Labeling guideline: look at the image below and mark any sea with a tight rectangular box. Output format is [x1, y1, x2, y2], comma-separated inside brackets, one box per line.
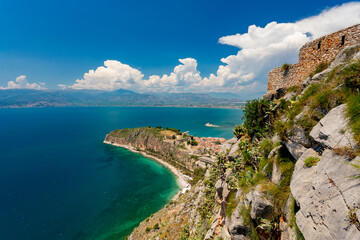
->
[0, 107, 243, 240]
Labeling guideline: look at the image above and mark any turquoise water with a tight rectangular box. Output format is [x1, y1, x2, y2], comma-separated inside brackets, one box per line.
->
[0, 107, 243, 240]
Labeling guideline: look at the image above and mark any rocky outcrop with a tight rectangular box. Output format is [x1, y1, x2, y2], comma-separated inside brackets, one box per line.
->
[105, 128, 195, 170]
[285, 140, 307, 160]
[310, 104, 357, 149]
[223, 199, 251, 240]
[228, 139, 241, 160]
[271, 161, 282, 185]
[291, 149, 360, 240]
[288, 125, 311, 148]
[250, 185, 274, 220]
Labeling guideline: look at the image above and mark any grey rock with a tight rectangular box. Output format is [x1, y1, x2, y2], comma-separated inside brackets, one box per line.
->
[244, 190, 253, 208]
[226, 200, 250, 240]
[311, 68, 332, 81]
[353, 51, 360, 61]
[271, 161, 282, 185]
[271, 134, 281, 144]
[285, 140, 307, 160]
[310, 104, 357, 149]
[291, 149, 360, 240]
[236, 189, 243, 200]
[294, 106, 310, 122]
[228, 139, 241, 160]
[284, 195, 295, 223]
[221, 142, 233, 154]
[228, 137, 238, 144]
[279, 219, 297, 240]
[329, 43, 360, 69]
[204, 218, 218, 240]
[221, 225, 232, 240]
[215, 179, 224, 200]
[302, 76, 311, 88]
[250, 185, 274, 220]
[290, 148, 319, 203]
[268, 145, 281, 159]
[288, 125, 311, 148]
[283, 92, 297, 101]
[222, 182, 231, 201]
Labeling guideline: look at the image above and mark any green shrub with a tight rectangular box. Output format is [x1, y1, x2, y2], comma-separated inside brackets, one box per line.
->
[153, 223, 159, 230]
[179, 224, 190, 240]
[304, 156, 320, 167]
[296, 116, 317, 133]
[342, 61, 360, 92]
[191, 167, 206, 184]
[226, 191, 237, 217]
[233, 124, 246, 138]
[259, 138, 273, 158]
[287, 102, 303, 120]
[282, 63, 291, 72]
[190, 139, 198, 146]
[287, 85, 301, 93]
[243, 99, 273, 138]
[273, 120, 288, 140]
[145, 227, 151, 233]
[314, 89, 332, 110]
[299, 83, 320, 103]
[310, 62, 329, 78]
[347, 95, 360, 144]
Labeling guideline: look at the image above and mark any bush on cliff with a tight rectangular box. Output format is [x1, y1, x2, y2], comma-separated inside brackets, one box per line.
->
[347, 95, 360, 144]
[243, 99, 274, 139]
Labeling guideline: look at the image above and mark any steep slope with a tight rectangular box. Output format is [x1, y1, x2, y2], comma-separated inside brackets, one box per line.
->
[123, 43, 360, 240]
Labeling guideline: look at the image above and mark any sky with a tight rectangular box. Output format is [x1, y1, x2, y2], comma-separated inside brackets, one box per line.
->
[0, 0, 360, 98]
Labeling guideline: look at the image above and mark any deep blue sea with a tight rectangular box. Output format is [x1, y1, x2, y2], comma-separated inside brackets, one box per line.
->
[0, 107, 243, 240]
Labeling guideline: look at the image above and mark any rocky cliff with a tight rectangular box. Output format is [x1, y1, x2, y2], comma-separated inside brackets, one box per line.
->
[105, 127, 195, 172]
[120, 43, 360, 240]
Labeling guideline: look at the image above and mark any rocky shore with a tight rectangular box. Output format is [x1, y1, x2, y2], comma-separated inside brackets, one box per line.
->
[122, 41, 360, 240]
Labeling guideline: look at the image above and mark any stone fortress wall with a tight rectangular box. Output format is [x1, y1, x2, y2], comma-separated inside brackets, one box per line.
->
[267, 24, 360, 94]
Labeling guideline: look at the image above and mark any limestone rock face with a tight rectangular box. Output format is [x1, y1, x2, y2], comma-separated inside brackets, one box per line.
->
[228, 139, 241, 160]
[291, 149, 360, 240]
[268, 145, 281, 159]
[228, 137, 238, 144]
[311, 68, 332, 81]
[285, 140, 307, 160]
[282, 91, 297, 101]
[271, 161, 282, 185]
[310, 104, 357, 149]
[221, 142, 233, 154]
[329, 43, 360, 69]
[250, 185, 274, 220]
[223, 199, 250, 240]
[288, 125, 311, 148]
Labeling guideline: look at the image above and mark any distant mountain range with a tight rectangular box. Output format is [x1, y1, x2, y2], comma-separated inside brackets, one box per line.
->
[0, 89, 246, 108]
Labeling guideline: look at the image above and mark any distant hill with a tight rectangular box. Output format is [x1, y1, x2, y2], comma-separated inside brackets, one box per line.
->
[0, 89, 244, 108]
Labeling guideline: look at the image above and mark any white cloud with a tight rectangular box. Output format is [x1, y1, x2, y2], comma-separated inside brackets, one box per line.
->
[214, 2, 360, 96]
[63, 2, 360, 97]
[69, 60, 144, 91]
[0, 75, 46, 90]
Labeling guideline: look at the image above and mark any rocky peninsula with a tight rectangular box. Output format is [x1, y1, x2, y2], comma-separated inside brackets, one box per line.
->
[108, 28, 360, 240]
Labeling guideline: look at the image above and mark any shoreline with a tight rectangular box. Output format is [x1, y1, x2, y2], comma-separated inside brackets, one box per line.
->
[103, 140, 190, 199]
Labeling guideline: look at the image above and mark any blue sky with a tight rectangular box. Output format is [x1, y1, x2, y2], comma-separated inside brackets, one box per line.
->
[0, 0, 359, 97]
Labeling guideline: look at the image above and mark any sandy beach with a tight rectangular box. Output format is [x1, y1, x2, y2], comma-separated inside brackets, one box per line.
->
[103, 140, 190, 198]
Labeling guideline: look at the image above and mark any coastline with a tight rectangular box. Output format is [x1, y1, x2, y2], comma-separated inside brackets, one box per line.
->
[103, 140, 190, 199]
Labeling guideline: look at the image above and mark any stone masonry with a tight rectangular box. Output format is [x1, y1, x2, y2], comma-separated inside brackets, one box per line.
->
[267, 24, 360, 94]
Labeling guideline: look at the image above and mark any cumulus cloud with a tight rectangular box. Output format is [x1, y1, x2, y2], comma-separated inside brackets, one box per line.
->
[0, 75, 46, 90]
[63, 2, 360, 97]
[214, 2, 360, 96]
[70, 60, 144, 91]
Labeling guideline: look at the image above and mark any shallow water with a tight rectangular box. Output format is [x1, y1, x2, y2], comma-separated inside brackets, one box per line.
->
[0, 107, 243, 239]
